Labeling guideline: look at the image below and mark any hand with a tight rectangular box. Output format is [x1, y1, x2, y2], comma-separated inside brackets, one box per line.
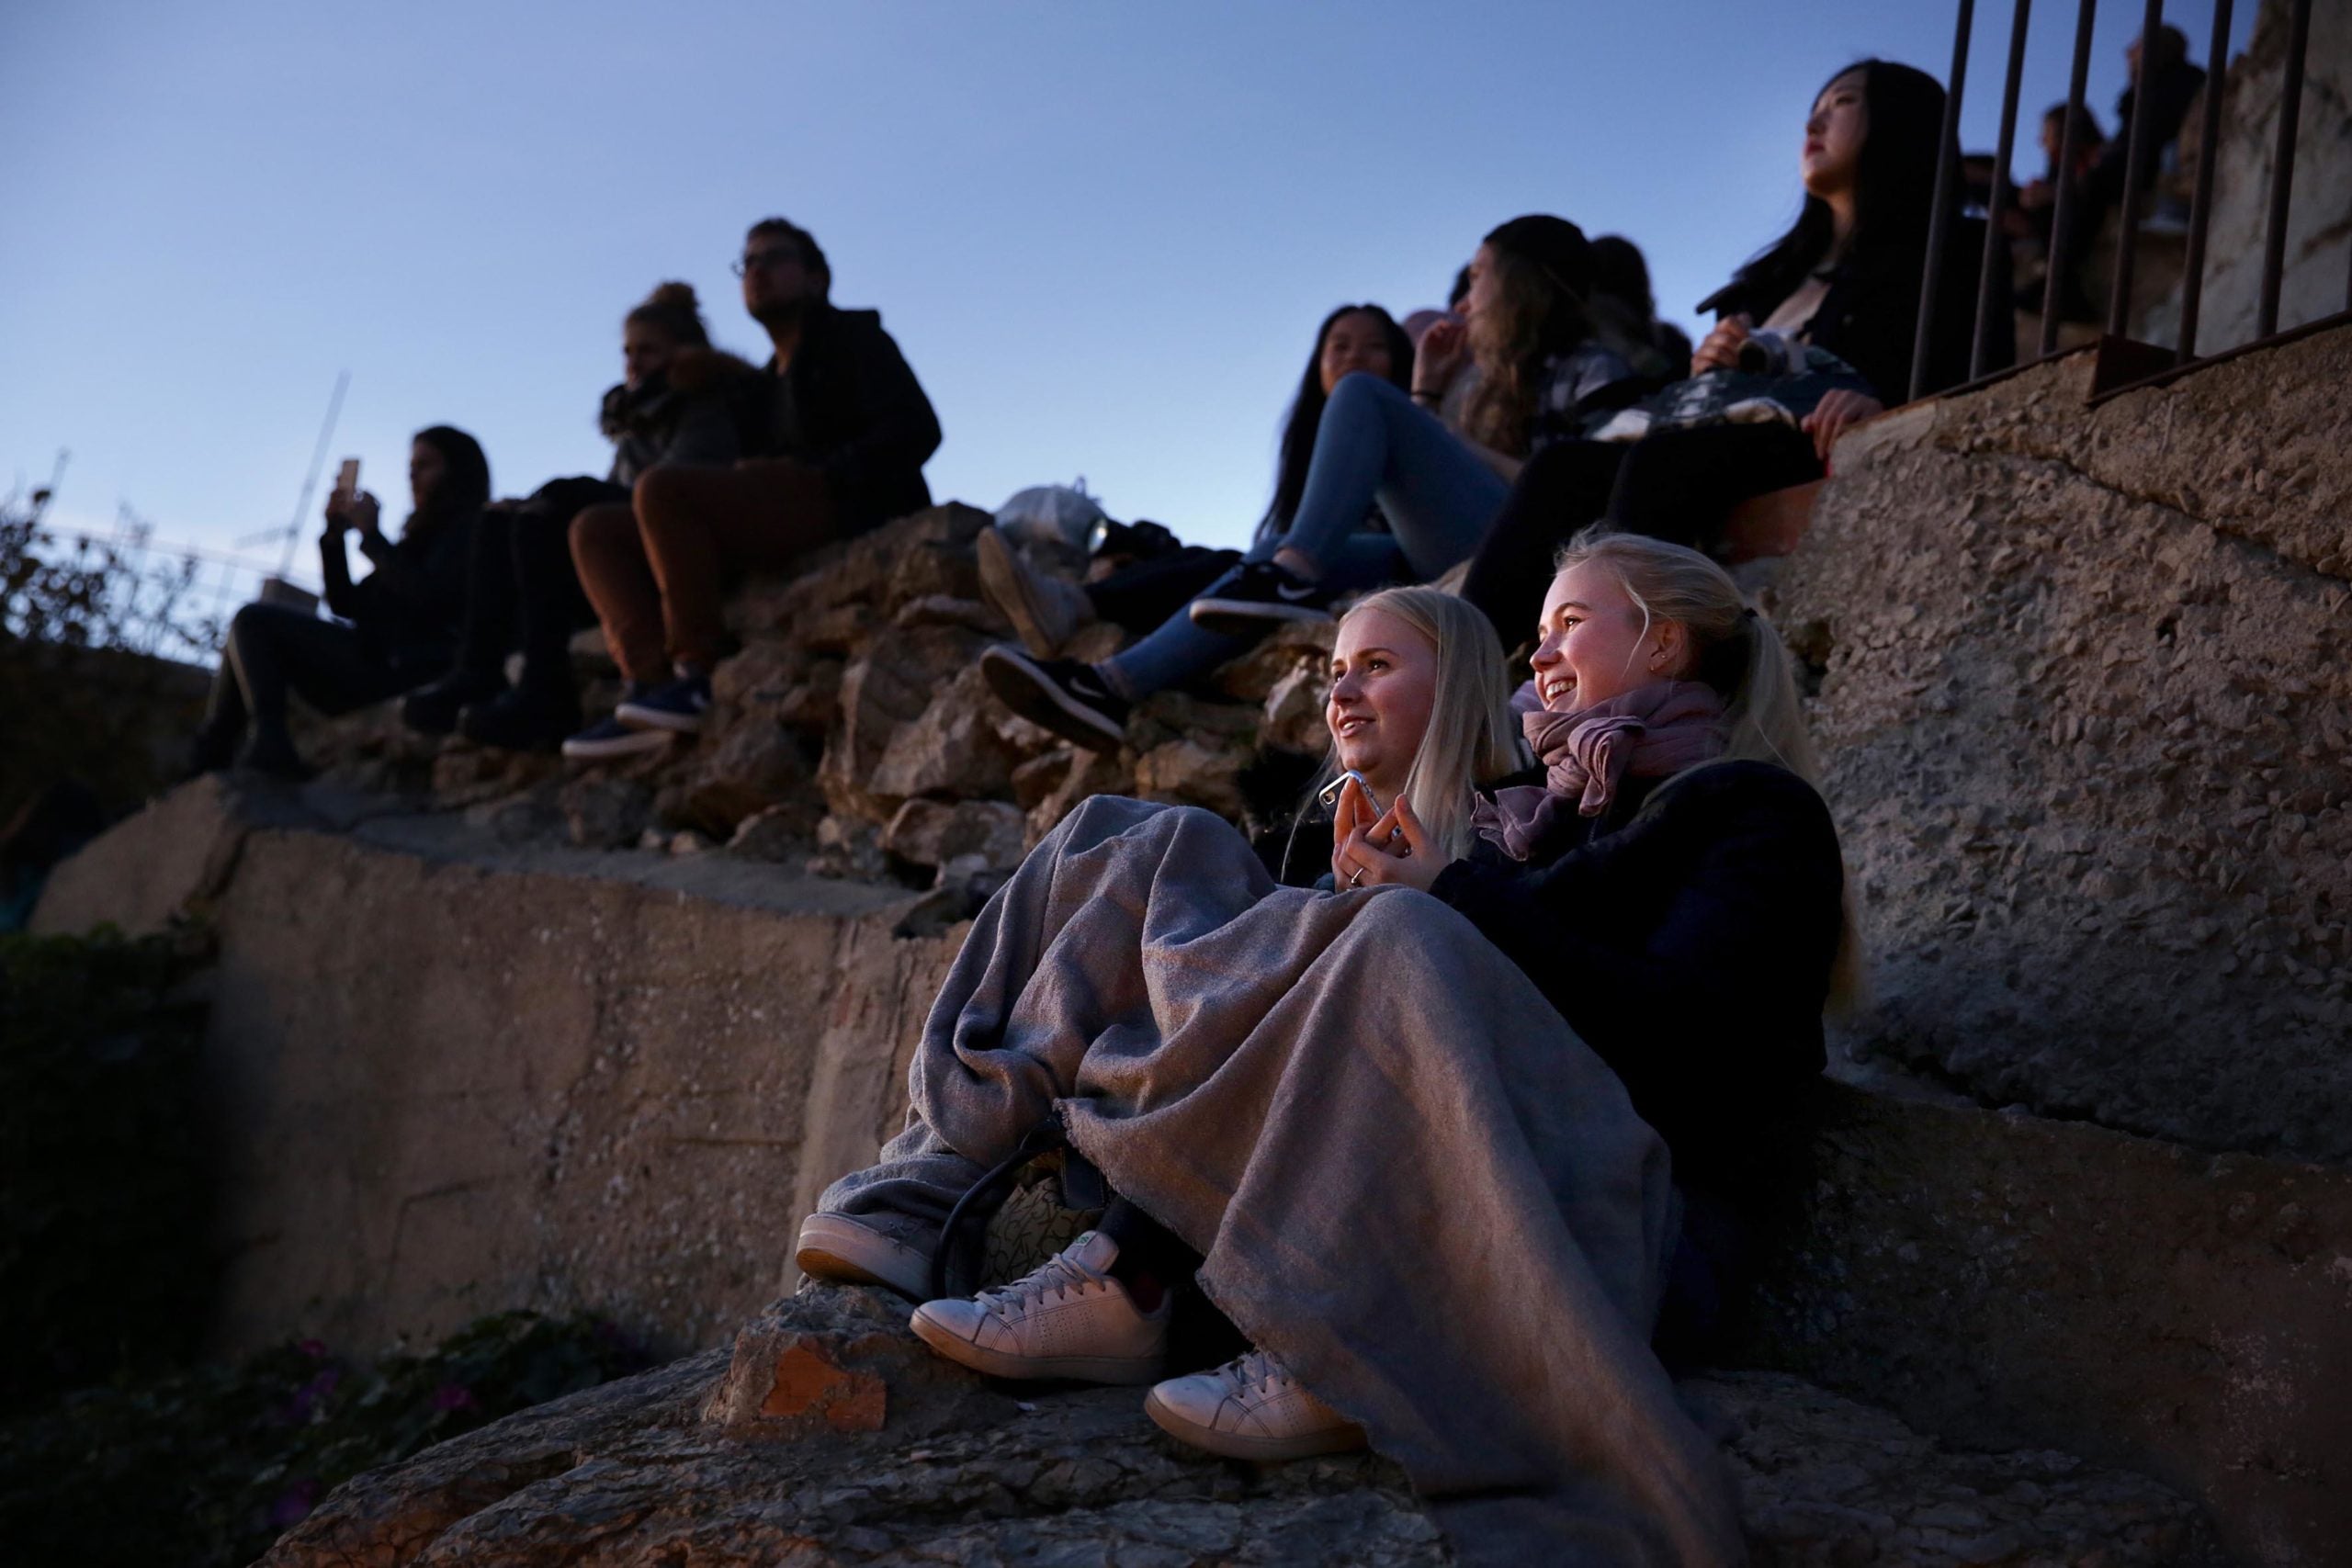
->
[1413, 317, 1468, 397]
[1691, 312, 1754, 375]
[1335, 785, 1443, 894]
[1800, 389, 1885, 464]
[345, 491, 382, 537]
[2018, 177, 2053, 211]
[1329, 776, 1374, 886]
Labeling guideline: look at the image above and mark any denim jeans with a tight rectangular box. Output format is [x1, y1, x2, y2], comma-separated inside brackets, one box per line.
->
[1101, 375, 1509, 701]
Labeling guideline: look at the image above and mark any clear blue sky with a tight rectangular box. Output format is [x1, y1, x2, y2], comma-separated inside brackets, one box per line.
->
[3, 0, 2252, 585]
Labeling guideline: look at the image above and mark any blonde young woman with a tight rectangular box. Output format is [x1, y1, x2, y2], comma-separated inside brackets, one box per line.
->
[789, 566, 1855, 1563]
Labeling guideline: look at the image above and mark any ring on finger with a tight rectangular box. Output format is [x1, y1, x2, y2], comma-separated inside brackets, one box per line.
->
[1348, 866, 1364, 887]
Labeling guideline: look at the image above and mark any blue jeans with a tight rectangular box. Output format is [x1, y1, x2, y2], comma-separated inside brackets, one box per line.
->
[1102, 375, 1509, 701]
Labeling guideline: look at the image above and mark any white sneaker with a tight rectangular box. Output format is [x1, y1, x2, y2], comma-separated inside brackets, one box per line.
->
[1145, 1348, 1367, 1461]
[977, 525, 1091, 658]
[909, 1230, 1169, 1384]
[795, 1213, 933, 1301]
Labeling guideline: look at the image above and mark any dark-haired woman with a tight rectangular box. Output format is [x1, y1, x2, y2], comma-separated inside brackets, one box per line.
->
[188, 426, 488, 779]
[402, 282, 761, 751]
[983, 216, 1637, 752]
[1461, 61, 2004, 641]
[971, 301, 1413, 668]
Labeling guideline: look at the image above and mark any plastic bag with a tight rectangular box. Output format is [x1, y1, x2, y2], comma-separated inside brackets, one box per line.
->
[993, 479, 1108, 551]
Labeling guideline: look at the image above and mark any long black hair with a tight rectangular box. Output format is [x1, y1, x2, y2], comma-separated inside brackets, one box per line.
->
[1258, 304, 1414, 542]
[1702, 60, 1952, 320]
[407, 425, 491, 537]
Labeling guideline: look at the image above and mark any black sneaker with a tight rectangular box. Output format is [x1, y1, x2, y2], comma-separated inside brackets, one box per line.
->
[458, 686, 582, 753]
[614, 671, 712, 734]
[980, 646, 1129, 752]
[1187, 560, 1338, 635]
[400, 669, 506, 736]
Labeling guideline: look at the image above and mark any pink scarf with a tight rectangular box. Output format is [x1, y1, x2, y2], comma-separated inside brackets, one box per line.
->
[1473, 681, 1727, 862]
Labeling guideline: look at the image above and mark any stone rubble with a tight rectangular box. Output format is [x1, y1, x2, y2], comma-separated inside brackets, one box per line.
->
[296, 502, 1338, 894]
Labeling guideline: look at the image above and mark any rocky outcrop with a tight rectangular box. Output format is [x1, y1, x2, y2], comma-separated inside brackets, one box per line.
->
[2143, 0, 2352, 354]
[260, 1284, 2221, 1568]
[1773, 323, 2352, 1165]
[269, 503, 1335, 889]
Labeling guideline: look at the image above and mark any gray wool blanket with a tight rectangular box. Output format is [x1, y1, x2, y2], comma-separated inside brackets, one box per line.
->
[821, 795, 1746, 1566]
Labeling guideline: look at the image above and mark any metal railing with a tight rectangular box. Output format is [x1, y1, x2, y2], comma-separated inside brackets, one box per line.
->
[1912, 0, 2340, 403]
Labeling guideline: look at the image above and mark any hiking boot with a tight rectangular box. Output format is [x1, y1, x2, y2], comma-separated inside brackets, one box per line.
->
[560, 713, 673, 761]
[795, 1212, 935, 1302]
[615, 671, 712, 734]
[910, 1231, 1169, 1384]
[979, 646, 1129, 752]
[401, 669, 505, 736]
[458, 686, 580, 753]
[1145, 1348, 1368, 1461]
[978, 525, 1091, 658]
[1187, 560, 1338, 636]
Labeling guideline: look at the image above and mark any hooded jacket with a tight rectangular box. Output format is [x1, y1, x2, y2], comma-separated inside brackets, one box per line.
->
[755, 302, 942, 532]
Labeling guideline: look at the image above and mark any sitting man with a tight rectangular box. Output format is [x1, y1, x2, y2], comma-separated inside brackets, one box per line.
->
[564, 217, 943, 758]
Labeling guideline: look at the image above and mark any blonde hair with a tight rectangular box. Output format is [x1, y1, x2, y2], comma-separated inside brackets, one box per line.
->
[1550, 527, 1865, 1013]
[1321, 585, 1518, 863]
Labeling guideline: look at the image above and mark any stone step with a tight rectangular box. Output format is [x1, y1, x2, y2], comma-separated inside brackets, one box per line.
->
[259, 1285, 2222, 1568]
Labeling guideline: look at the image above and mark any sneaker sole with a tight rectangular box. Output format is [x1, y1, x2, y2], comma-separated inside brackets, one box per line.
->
[1143, 1387, 1370, 1461]
[612, 702, 707, 734]
[909, 1305, 1166, 1385]
[979, 647, 1126, 753]
[1187, 597, 1334, 637]
[560, 728, 675, 761]
[977, 527, 1065, 660]
[794, 1213, 933, 1301]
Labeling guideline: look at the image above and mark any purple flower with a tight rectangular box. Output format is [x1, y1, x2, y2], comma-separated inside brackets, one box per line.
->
[266, 1477, 322, 1530]
[430, 1382, 478, 1413]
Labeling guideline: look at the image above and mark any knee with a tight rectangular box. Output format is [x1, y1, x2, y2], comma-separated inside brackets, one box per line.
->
[631, 464, 694, 525]
[567, 502, 635, 563]
[1324, 369, 1405, 423]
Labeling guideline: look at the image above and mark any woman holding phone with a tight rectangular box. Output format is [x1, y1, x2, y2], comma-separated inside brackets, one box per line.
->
[188, 426, 487, 779]
[791, 546, 1849, 1563]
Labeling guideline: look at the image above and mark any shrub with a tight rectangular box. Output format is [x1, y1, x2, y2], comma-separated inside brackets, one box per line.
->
[0, 1311, 650, 1568]
[0, 927, 213, 1412]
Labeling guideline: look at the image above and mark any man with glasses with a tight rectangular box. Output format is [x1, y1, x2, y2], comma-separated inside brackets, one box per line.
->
[565, 217, 942, 756]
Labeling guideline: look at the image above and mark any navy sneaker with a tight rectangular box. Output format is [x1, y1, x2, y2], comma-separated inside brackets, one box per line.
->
[615, 671, 712, 734]
[980, 646, 1129, 752]
[561, 713, 674, 761]
[1187, 560, 1338, 635]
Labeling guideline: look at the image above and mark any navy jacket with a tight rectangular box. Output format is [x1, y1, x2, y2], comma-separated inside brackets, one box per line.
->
[1430, 760, 1844, 1206]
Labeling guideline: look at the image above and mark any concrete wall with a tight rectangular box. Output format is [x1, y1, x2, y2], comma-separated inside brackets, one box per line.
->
[37, 779, 961, 1358]
[1777, 322, 2352, 1164]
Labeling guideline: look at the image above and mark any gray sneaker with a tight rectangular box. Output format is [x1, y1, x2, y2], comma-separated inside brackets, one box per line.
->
[796, 1212, 934, 1301]
[909, 1230, 1169, 1384]
[977, 525, 1091, 658]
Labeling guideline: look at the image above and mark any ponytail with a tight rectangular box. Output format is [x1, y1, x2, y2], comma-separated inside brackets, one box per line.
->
[1552, 527, 1865, 1014]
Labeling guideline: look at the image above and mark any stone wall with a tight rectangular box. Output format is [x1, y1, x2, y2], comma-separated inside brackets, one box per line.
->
[2143, 0, 2352, 354]
[1774, 321, 2352, 1163]
[37, 776, 963, 1358]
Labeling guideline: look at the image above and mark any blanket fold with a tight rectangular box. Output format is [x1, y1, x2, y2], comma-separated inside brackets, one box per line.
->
[821, 795, 1746, 1567]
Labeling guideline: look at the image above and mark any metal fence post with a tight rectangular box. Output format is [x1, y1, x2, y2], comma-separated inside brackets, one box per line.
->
[1913, 0, 1977, 402]
[2176, 0, 2236, 360]
[2256, 0, 2313, 337]
[1975, 0, 2037, 378]
[2041, 0, 2102, 355]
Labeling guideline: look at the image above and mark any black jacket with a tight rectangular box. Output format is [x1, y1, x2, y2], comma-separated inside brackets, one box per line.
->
[1429, 760, 1843, 1206]
[758, 303, 942, 532]
[1702, 218, 2007, 406]
[319, 512, 475, 667]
